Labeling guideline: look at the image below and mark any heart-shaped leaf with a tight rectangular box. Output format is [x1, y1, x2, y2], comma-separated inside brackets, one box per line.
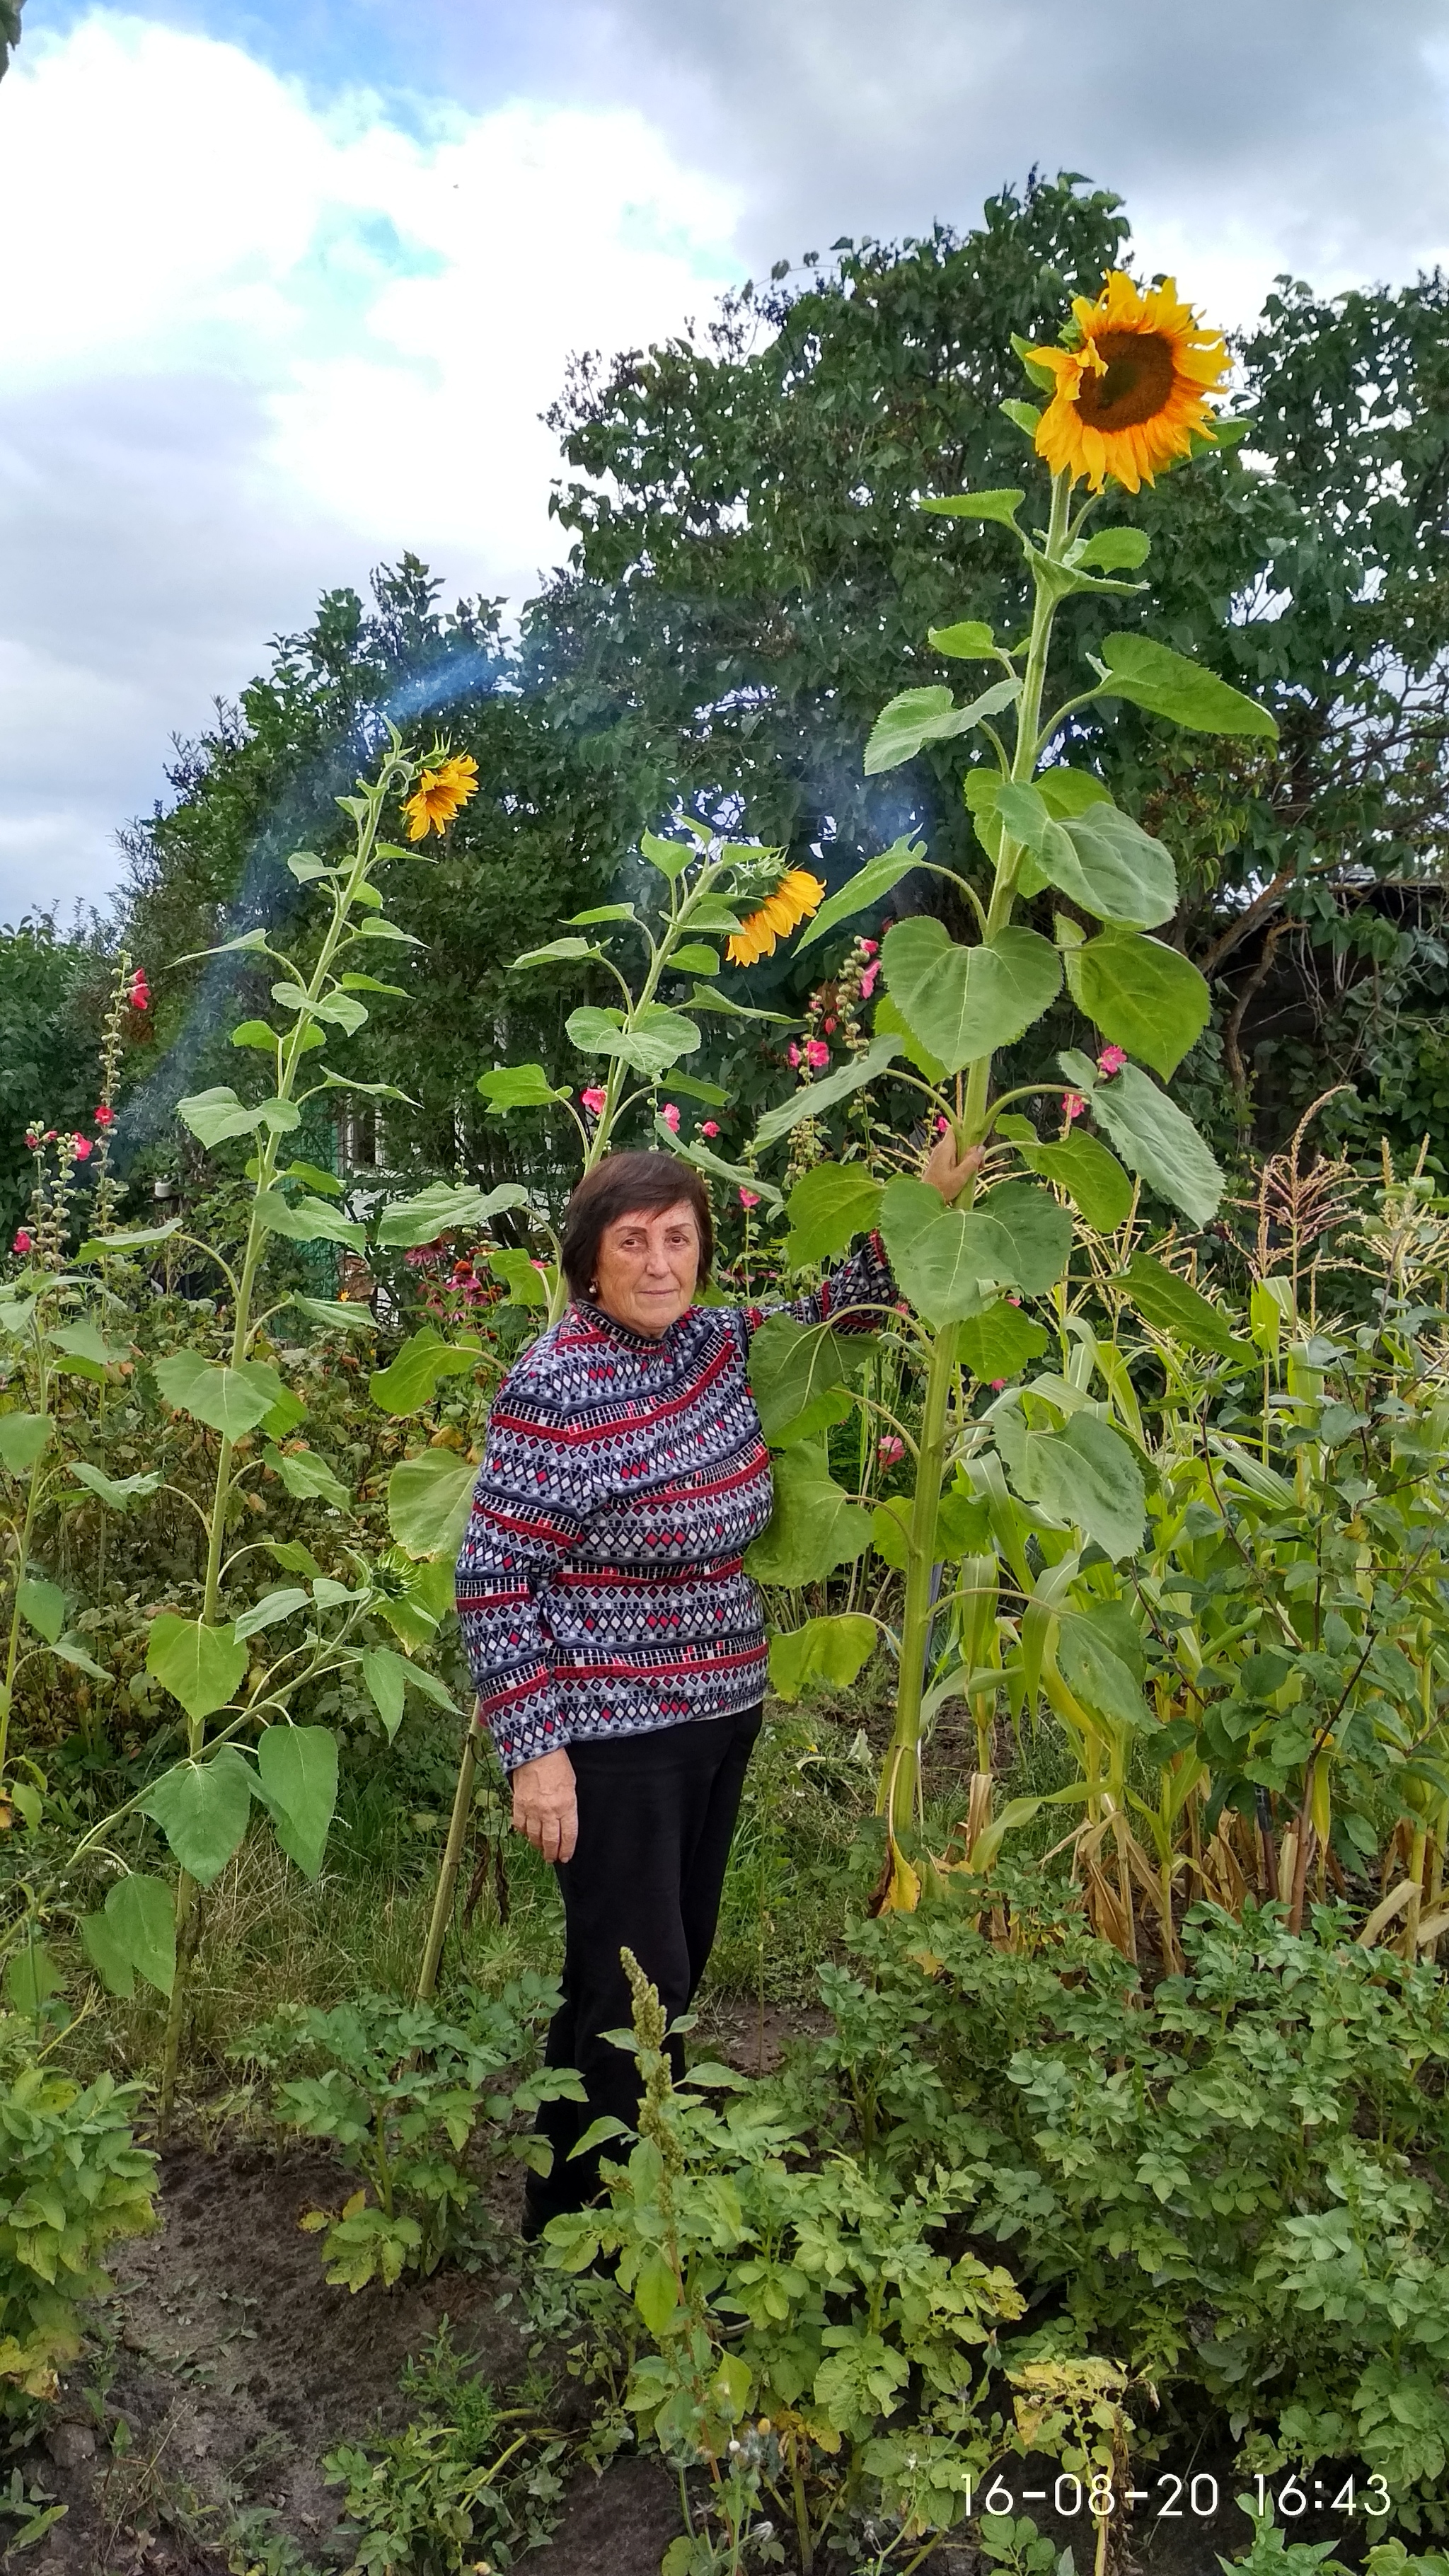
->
[154, 1352, 285, 1440]
[388, 1450, 478, 1559]
[744, 1445, 872, 1588]
[142, 1748, 255, 1885]
[1061, 1053, 1224, 1230]
[768, 1614, 877, 1702]
[476, 1063, 570, 1111]
[146, 1615, 248, 1721]
[864, 678, 1019, 775]
[784, 1163, 884, 1266]
[1000, 1120, 1134, 1234]
[256, 1726, 337, 1880]
[370, 1329, 481, 1416]
[882, 918, 1061, 1073]
[1066, 932, 1211, 1078]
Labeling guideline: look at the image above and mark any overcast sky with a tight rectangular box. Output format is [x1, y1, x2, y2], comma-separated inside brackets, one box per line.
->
[2, 0, 1447, 923]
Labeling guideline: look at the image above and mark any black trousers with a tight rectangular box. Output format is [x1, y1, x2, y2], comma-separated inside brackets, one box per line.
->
[524, 1704, 762, 2228]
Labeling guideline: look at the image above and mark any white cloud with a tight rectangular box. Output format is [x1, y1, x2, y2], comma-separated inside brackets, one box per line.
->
[0, 13, 743, 918]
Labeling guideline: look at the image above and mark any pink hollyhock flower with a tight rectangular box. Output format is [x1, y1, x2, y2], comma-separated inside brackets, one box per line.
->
[93, 1104, 116, 1128]
[935, 1115, 950, 1135]
[44, 1131, 57, 1143]
[990, 1377, 1007, 1392]
[804, 1039, 830, 1069]
[877, 1434, 905, 1466]
[580, 1087, 607, 1116]
[12, 1230, 32, 1254]
[661, 1102, 681, 1133]
[858, 964, 879, 1000]
[739, 1188, 760, 1209]
[787, 1042, 802, 1068]
[824, 1017, 836, 1034]
[71, 1134, 93, 1160]
[1097, 1044, 1128, 1078]
[700, 1121, 720, 1138]
[859, 937, 879, 957]
[1062, 1092, 1086, 1123]
[127, 971, 150, 1011]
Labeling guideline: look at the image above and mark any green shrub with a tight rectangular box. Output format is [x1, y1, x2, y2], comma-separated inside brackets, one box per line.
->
[812, 1888, 1449, 2514]
[239, 1977, 581, 2289]
[0, 2011, 157, 2396]
[323, 2323, 568, 2575]
[543, 1951, 1027, 2575]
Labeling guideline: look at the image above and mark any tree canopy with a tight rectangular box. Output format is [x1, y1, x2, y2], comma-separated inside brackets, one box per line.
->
[42, 173, 1449, 1186]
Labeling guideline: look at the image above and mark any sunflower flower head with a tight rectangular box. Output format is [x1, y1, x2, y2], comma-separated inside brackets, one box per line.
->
[726, 867, 826, 968]
[1025, 272, 1230, 495]
[403, 752, 479, 842]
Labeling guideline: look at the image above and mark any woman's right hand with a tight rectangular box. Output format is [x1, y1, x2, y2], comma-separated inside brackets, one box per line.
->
[510, 1749, 578, 1864]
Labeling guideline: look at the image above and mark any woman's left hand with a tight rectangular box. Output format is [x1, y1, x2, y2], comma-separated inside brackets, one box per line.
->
[922, 1128, 984, 1205]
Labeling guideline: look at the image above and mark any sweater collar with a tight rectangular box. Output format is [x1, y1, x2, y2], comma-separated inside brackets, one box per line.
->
[572, 1298, 696, 1356]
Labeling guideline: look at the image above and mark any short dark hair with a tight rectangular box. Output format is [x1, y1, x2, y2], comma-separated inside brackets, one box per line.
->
[560, 1151, 713, 1301]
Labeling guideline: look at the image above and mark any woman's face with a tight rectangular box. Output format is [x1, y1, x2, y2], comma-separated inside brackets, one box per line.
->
[591, 1201, 700, 1338]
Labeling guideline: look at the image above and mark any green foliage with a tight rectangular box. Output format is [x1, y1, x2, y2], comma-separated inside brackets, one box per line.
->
[0, 2014, 157, 2398]
[323, 2326, 569, 2576]
[813, 1893, 1449, 2509]
[240, 1980, 582, 2291]
[0, 921, 107, 1240]
[542, 1953, 1022, 2574]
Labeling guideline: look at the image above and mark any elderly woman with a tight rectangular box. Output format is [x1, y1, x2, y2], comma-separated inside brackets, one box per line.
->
[455, 1140, 971, 2234]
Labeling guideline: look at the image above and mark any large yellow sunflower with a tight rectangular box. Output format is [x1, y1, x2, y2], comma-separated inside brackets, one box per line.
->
[1027, 272, 1230, 495]
[403, 753, 479, 841]
[727, 868, 826, 968]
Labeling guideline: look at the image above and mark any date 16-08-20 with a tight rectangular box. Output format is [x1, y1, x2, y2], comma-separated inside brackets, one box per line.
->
[961, 2471, 1393, 2522]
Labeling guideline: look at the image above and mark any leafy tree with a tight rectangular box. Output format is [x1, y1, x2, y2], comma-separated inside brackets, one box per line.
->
[117, 560, 630, 1186]
[0, 919, 108, 1238]
[0, 1, 22, 84]
[538, 181, 1449, 1145]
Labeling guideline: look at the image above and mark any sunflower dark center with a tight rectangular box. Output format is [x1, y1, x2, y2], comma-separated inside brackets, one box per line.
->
[1074, 330, 1176, 431]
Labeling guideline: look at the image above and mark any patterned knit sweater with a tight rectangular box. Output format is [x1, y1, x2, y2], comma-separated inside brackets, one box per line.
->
[455, 1238, 894, 1769]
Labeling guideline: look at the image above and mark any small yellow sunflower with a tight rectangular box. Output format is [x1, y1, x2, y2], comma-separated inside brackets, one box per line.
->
[403, 752, 479, 841]
[1027, 271, 1230, 495]
[726, 868, 826, 967]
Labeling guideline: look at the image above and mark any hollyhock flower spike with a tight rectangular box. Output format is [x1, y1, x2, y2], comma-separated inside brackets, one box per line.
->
[660, 1102, 681, 1133]
[804, 1039, 830, 1070]
[1097, 1044, 1128, 1078]
[71, 1135, 93, 1160]
[127, 970, 150, 1011]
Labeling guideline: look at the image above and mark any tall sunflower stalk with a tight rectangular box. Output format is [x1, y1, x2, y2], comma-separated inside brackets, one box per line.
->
[151, 731, 478, 2119]
[417, 824, 819, 1997]
[741, 272, 1278, 1862]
